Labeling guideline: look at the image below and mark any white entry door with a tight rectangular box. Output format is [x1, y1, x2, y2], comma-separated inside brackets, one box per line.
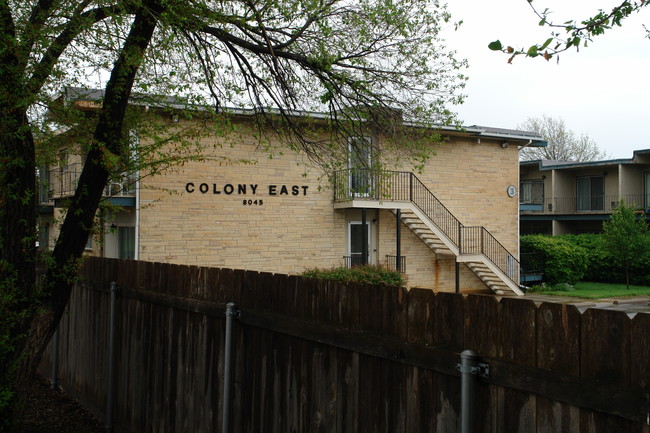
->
[348, 221, 371, 266]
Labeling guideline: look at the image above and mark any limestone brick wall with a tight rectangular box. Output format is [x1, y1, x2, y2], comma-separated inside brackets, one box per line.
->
[376, 210, 487, 291]
[410, 137, 521, 255]
[137, 120, 520, 291]
[138, 120, 347, 274]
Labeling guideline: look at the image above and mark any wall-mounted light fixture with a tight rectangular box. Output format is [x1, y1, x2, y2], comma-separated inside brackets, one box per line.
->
[171, 114, 180, 123]
[501, 142, 509, 148]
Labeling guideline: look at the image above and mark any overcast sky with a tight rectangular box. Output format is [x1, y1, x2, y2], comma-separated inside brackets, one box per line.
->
[444, 0, 650, 159]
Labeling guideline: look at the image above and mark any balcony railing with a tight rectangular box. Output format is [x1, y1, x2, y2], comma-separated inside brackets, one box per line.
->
[334, 169, 520, 285]
[48, 163, 137, 200]
[521, 194, 650, 214]
[385, 255, 406, 273]
[342, 254, 406, 273]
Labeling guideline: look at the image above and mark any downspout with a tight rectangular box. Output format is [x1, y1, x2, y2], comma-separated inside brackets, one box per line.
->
[396, 209, 401, 272]
[518, 139, 533, 150]
[361, 208, 368, 265]
[134, 173, 140, 260]
[516, 139, 533, 280]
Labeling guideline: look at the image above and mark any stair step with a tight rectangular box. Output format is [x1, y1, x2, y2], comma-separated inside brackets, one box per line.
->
[394, 208, 521, 295]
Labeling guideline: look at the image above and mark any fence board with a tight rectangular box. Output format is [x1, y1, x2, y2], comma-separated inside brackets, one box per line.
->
[337, 280, 360, 331]
[336, 349, 359, 433]
[499, 298, 537, 432]
[631, 313, 650, 391]
[464, 295, 501, 358]
[357, 353, 383, 433]
[382, 286, 408, 433]
[432, 371, 460, 432]
[357, 283, 385, 334]
[535, 302, 582, 431]
[405, 367, 436, 433]
[581, 308, 633, 432]
[432, 292, 464, 350]
[406, 288, 435, 346]
[630, 314, 650, 433]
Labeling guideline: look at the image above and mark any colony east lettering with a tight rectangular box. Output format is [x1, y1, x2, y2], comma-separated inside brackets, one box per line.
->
[185, 182, 308, 196]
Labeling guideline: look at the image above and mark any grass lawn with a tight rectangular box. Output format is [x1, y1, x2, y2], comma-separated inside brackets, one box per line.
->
[529, 281, 650, 299]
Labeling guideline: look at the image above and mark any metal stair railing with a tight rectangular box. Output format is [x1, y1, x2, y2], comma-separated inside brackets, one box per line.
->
[408, 173, 462, 247]
[334, 169, 520, 286]
[460, 226, 520, 283]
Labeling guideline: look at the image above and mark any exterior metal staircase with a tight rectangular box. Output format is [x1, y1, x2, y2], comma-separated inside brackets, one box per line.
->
[334, 170, 524, 296]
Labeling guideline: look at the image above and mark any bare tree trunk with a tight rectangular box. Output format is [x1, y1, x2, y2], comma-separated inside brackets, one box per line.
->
[0, 109, 38, 431]
[2, 5, 158, 430]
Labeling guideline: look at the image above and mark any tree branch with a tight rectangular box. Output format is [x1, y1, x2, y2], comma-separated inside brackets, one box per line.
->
[25, 3, 136, 100]
[490, 0, 649, 61]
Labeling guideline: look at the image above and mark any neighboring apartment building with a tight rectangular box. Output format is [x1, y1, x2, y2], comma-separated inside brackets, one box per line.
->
[520, 150, 650, 235]
[38, 88, 546, 296]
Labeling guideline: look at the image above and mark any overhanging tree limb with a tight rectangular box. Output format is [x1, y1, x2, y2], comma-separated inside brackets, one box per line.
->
[489, 0, 649, 61]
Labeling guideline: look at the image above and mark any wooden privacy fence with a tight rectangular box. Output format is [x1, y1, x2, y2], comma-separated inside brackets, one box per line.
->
[41, 257, 650, 433]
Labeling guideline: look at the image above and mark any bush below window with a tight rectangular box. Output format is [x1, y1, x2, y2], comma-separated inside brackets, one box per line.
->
[520, 235, 588, 285]
[301, 265, 405, 287]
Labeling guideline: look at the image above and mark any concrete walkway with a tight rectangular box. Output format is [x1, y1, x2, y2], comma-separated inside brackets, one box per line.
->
[522, 293, 650, 316]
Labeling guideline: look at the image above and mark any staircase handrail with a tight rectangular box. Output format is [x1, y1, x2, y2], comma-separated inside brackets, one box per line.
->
[408, 173, 462, 247]
[461, 226, 520, 283]
[333, 169, 520, 285]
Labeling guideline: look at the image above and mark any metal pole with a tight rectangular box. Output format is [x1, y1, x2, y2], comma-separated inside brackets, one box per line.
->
[105, 282, 118, 433]
[396, 209, 401, 272]
[222, 302, 238, 433]
[456, 224, 461, 294]
[459, 349, 478, 433]
[50, 328, 59, 389]
[361, 208, 368, 265]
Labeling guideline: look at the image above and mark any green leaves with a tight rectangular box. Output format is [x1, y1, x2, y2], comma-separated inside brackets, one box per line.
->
[520, 235, 589, 285]
[539, 37, 553, 50]
[488, 40, 503, 51]
[493, 0, 650, 62]
[602, 200, 650, 288]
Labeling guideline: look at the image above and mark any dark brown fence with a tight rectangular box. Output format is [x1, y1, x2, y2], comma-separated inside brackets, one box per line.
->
[41, 257, 650, 433]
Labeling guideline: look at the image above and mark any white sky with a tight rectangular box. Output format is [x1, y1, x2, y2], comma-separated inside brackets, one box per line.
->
[444, 0, 650, 159]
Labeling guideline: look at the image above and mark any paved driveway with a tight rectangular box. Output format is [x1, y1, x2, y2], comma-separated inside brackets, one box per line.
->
[522, 293, 650, 316]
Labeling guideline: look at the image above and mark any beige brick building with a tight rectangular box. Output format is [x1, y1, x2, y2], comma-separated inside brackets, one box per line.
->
[40, 91, 545, 295]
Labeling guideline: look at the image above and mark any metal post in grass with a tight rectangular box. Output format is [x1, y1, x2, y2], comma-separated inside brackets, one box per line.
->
[105, 281, 118, 433]
[222, 302, 238, 433]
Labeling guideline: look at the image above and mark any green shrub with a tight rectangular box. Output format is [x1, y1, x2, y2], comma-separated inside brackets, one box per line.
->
[301, 265, 405, 287]
[559, 233, 650, 286]
[559, 234, 612, 282]
[520, 235, 588, 285]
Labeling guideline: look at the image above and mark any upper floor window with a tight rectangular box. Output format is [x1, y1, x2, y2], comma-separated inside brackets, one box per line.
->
[348, 137, 372, 196]
[520, 179, 544, 204]
[576, 175, 604, 211]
